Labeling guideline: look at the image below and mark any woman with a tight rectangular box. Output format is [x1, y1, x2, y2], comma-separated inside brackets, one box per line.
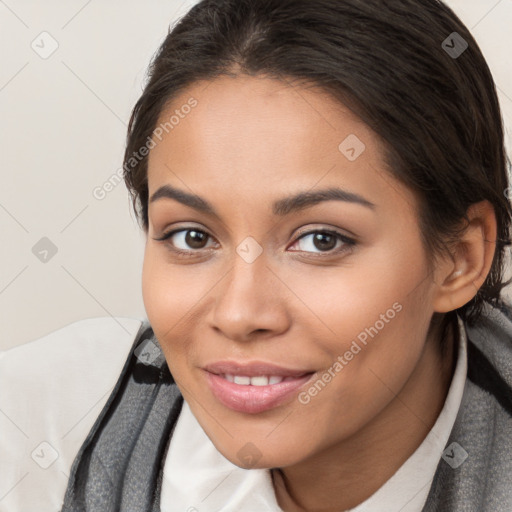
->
[1, 0, 511, 510]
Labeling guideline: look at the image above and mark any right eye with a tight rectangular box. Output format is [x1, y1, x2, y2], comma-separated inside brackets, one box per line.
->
[153, 227, 218, 255]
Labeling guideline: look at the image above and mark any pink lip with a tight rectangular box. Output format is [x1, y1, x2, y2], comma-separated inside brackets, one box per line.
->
[203, 362, 315, 414]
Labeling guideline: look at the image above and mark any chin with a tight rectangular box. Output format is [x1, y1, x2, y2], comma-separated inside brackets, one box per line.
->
[215, 436, 309, 471]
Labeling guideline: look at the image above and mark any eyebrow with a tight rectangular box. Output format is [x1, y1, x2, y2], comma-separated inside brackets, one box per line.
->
[149, 184, 376, 218]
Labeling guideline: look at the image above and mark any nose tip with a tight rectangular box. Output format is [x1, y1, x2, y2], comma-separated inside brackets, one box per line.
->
[209, 261, 290, 342]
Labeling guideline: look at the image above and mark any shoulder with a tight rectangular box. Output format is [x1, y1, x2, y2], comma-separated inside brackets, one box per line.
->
[1, 314, 144, 356]
[0, 316, 145, 408]
[423, 301, 512, 510]
[0, 316, 145, 512]
[464, 299, 512, 417]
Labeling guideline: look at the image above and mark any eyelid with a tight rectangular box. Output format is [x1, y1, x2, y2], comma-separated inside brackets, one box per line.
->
[152, 224, 212, 241]
[293, 224, 355, 241]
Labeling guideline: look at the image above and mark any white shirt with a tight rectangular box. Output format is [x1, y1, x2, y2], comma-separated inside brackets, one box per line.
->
[0, 315, 467, 512]
[161, 314, 468, 512]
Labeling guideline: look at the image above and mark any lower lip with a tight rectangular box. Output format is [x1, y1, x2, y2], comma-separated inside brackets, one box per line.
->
[204, 371, 315, 414]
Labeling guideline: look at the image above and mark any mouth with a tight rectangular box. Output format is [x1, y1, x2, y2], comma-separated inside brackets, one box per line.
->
[203, 361, 316, 414]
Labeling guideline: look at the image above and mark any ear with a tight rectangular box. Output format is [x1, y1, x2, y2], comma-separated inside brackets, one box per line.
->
[432, 200, 497, 313]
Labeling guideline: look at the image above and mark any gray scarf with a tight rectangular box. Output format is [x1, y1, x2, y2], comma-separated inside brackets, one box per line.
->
[61, 302, 512, 511]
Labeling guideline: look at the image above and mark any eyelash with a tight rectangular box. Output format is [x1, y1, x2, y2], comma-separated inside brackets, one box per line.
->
[153, 226, 356, 258]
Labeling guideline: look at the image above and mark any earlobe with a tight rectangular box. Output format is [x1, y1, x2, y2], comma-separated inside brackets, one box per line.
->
[433, 200, 497, 313]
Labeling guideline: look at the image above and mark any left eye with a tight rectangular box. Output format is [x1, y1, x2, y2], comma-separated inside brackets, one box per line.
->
[289, 230, 354, 254]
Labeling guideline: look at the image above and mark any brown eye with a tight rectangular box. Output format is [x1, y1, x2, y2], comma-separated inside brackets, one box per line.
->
[289, 229, 356, 255]
[154, 228, 215, 252]
[311, 232, 337, 251]
[184, 230, 209, 249]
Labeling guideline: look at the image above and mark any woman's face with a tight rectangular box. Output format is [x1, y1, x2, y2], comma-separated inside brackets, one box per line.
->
[142, 74, 445, 469]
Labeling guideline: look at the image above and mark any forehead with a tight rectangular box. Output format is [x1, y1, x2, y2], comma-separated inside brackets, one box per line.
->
[147, 74, 417, 217]
[150, 74, 376, 166]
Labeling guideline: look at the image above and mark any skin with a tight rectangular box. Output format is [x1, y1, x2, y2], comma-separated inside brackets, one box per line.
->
[142, 74, 497, 511]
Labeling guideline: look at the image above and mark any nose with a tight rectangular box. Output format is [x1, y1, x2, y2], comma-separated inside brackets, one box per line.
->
[210, 254, 291, 343]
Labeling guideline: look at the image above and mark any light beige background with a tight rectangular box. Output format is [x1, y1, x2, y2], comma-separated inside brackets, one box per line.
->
[1, 0, 511, 349]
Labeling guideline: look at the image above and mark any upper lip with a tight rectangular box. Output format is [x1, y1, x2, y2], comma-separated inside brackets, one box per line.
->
[203, 361, 314, 378]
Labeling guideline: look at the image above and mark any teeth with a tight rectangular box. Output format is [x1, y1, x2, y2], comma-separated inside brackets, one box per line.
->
[225, 375, 286, 386]
[233, 375, 251, 385]
[251, 376, 270, 386]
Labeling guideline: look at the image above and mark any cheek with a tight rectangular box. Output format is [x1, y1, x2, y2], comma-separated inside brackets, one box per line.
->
[141, 247, 198, 326]
[141, 247, 166, 323]
[282, 241, 426, 353]
[289, 296, 430, 453]
[141, 246, 211, 373]
[284, 241, 431, 409]
[141, 248, 185, 355]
